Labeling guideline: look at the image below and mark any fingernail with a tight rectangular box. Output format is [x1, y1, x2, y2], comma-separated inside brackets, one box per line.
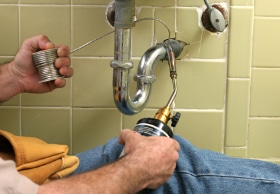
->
[46, 42, 55, 49]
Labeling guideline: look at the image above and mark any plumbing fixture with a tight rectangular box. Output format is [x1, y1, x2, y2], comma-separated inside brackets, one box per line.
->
[120, 45, 181, 158]
[110, 0, 186, 115]
[202, 0, 228, 32]
[111, 4, 183, 180]
[133, 60, 181, 137]
[106, 2, 115, 27]
[133, 44, 181, 138]
[111, 38, 186, 115]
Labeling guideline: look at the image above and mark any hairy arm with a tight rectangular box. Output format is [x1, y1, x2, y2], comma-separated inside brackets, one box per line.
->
[38, 129, 180, 194]
[0, 62, 21, 103]
[39, 156, 148, 194]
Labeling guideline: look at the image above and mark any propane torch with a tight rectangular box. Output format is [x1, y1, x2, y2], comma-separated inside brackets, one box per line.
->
[132, 42, 181, 138]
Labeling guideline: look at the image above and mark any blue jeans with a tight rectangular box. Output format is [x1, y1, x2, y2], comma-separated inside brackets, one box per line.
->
[74, 135, 280, 193]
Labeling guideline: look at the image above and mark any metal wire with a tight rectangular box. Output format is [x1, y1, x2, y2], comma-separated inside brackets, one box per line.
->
[69, 17, 172, 55]
[133, 17, 171, 43]
[69, 30, 115, 54]
[32, 48, 63, 83]
[32, 18, 173, 83]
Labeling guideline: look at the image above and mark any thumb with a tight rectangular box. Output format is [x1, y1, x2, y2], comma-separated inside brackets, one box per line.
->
[24, 35, 55, 52]
[118, 129, 139, 145]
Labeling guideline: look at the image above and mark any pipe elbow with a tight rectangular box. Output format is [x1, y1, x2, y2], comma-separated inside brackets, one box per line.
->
[112, 43, 167, 115]
[112, 38, 186, 115]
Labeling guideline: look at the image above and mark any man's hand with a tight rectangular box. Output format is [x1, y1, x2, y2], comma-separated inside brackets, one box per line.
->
[118, 129, 180, 189]
[38, 129, 180, 194]
[9, 34, 73, 94]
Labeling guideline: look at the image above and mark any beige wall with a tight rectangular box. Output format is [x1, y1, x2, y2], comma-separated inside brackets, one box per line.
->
[0, 0, 279, 164]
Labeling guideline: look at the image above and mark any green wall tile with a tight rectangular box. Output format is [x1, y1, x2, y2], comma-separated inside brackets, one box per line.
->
[72, 58, 114, 108]
[224, 147, 247, 158]
[72, 108, 121, 154]
[22, 85, 71, 107]
[176, 8, 202, 59]
[0, 96, 20, 106]
[0, 0, 18, 3]
[228, 7, 253, 78]
[199, 32, 227, 59]
[0, 107, 20, 135]
[248, 119, 280, 158]
[20, 6, 71, 46]
[155, 8, 176, 42]
[20, 0, 70, 4]
[175, 111, 224, 152]
[72, 6, 113, 57]
[225, 79, 250, 147]
[21, 108, 71, 146]
[0, 5, 19, 55]
[136, 0, 174, 7]
[250, 69, 280, 117]
[252, 18, 280, 68]
[178, 0, 229, 7]
[255, 0, 280, 16]
[230, 0, 253, 6]
[132, 8, 154, 57]
[176, 60, 226, 109]
[72, 0, 116, 5]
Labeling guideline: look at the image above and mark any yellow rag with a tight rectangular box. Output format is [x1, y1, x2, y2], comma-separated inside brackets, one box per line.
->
[0, 130, 79, 184]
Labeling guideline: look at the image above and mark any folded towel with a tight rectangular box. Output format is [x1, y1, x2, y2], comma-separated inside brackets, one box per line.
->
[0, 130, 79, 184]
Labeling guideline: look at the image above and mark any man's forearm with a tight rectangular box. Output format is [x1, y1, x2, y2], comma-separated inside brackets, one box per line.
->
[37, 128, 179, 193]
[38, 155, 150, 194]
[0, 62, 21, 103]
